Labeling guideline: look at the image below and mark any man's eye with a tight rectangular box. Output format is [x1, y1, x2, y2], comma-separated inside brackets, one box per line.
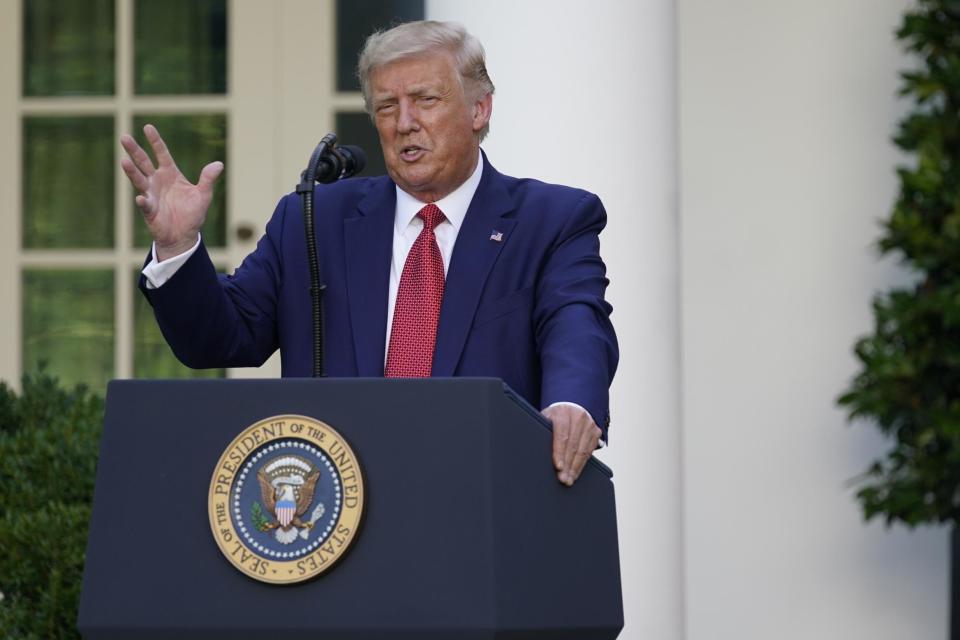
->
[376, 104, 397, 114]
[420, 96, 438, 104]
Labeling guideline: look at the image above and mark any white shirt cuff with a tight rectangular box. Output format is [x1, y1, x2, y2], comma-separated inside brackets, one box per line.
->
[543, 401, 606, 447]
[141, 235, 202, 290]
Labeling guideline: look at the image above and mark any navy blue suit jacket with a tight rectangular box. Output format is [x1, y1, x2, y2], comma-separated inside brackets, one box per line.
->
[141, 155, 619, 433]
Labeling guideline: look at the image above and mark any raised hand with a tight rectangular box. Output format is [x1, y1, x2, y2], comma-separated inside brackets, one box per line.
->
[120, 124, 224, 261]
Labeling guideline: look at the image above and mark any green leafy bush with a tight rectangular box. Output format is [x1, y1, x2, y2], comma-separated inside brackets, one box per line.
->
[0, 371, 103, 639]
[840, 0, 960, 526]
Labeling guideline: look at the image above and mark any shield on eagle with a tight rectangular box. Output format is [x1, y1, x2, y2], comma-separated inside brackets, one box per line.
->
[257, 455, 321, 537]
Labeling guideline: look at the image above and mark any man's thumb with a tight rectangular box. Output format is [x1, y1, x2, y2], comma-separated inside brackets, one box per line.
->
[198, 161, 224, 191]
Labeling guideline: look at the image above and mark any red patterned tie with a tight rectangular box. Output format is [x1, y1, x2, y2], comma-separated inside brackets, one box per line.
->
[385, 204, 446, 377]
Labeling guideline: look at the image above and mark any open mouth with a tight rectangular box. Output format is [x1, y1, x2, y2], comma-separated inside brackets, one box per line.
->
[400, 145, 425, 161]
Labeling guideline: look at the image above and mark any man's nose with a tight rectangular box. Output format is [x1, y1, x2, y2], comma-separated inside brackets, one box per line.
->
[397, 102, 420, 134]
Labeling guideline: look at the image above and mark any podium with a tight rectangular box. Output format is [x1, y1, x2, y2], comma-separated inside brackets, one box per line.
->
[78, 378, 623, 639]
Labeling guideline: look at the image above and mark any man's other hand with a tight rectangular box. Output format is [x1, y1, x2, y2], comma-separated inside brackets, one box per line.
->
[120, 124, 223, 261]
[542, 404, 602, 487]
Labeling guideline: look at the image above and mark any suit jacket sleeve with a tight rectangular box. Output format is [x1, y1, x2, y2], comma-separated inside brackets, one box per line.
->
[138, 197, 288, 369]
[534, 191, 619, 434]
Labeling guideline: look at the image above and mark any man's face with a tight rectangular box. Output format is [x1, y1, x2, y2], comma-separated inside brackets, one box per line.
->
[370, 51, 492, 203]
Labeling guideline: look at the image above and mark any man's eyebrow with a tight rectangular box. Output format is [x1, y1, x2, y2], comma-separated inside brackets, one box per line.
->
[372, 81, 447, 104]
[404, 84, 435, 95]
[371, 92, 398, 104]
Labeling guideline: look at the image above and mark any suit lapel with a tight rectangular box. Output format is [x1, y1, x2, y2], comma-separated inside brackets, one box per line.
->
[432, 159, 516, 376]
[344, 179, 395, 376]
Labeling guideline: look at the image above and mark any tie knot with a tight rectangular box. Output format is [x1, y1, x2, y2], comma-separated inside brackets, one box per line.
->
[418, 204, 445, 231]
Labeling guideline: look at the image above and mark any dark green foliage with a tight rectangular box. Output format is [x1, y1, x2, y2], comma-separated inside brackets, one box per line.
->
[0, 371, 103, 639]
[133, 0, 227, 95]
[841, 0, 960, 527]
[23, 0, 116, 97]
[251, 500, 270, 532]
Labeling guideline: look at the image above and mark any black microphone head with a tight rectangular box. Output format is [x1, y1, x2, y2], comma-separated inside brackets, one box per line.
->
[337, 145, 366, 176]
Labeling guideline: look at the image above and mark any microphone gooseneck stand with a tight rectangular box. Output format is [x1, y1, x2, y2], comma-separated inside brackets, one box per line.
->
[297, 134, 368, 377]
[296, 133, 338, 378]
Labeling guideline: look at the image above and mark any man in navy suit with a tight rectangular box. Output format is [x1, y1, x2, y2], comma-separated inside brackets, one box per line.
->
[120, 21, 617, 487]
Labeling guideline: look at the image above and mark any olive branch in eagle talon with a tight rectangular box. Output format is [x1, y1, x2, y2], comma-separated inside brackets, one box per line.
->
[250, 501, 270, 532]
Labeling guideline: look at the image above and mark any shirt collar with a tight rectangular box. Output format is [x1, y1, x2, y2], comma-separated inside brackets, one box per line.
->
[394, 149, 484, 234]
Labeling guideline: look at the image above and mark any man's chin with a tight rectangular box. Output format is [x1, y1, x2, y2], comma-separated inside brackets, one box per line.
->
[394, 172, 437, 197]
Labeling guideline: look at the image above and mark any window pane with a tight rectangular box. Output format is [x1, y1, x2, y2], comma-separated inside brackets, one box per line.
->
[132, 271, 224, 379]
[336, 112, 386, 177]
[23, 116, 114, 249]
[23, 269, 114, 391]
[336, 0, 425, 92]
[23, 0, 115, 96]
[134, 0, 227, 95]
[132, 114, 227, 248]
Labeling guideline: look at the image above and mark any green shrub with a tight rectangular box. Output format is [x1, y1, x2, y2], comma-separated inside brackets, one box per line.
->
[840, 0, 960, 526]
[0, 371, 103, 639]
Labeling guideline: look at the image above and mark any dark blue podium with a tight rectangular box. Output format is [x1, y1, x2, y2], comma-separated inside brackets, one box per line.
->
[78, 378, 623, 639]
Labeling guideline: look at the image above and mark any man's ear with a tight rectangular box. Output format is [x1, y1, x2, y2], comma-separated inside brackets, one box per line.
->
[472, 93, 493, 133]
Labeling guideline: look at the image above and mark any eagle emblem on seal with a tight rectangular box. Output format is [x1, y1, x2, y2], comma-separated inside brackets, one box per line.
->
[254, 455, 326, 545]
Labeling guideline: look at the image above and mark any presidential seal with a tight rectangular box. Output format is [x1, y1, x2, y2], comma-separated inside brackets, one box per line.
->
[208, 415, 364, 584]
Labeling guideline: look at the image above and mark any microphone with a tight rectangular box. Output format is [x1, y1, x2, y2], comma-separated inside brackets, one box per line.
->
[296, 133, 367, 377]
[314, 144, 366, 183]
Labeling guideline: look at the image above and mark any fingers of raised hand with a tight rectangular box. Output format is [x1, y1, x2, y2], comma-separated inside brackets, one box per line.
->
[144, 123, 176, 168]
[197, 161, 225, 193]
[119, 138, 155, 214]
[134, 193, 153, 213]
[120, 156, 150, 193]
[120, 134, 155, 177]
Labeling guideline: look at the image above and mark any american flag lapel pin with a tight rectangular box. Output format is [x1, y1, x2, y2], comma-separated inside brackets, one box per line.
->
[489, 230, 503, 242]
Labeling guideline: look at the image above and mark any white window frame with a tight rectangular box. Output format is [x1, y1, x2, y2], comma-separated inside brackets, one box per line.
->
[0, 0, 370, 390]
